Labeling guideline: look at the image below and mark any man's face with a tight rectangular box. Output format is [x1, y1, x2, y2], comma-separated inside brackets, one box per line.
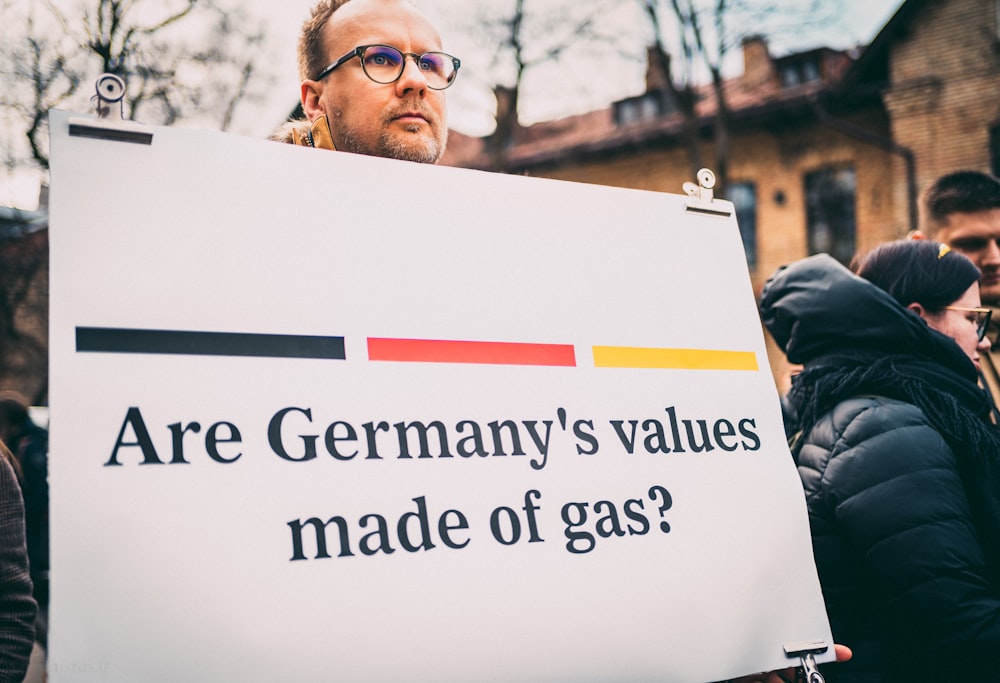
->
[934, 208, 1000, 305]
[302, 0, 449, 163]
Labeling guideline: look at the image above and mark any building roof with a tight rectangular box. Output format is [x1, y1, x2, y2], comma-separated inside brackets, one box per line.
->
[441, 40, 863, 172]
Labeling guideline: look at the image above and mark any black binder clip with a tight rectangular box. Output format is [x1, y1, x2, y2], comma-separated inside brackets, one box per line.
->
[783, 640, 828, 683]
[683, 168, 732, 217]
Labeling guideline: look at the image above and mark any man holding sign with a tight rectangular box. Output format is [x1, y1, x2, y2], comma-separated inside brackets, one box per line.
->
[270, 2, 850, 681]
[46, 1, 845, 681]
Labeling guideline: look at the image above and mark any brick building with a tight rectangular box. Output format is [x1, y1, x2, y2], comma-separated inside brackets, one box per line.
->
[872, 0, 1000, 220]
[441, 0, 1000, 389]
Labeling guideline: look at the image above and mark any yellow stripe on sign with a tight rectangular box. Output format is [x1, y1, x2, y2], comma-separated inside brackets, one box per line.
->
[593, 346, 758, 371]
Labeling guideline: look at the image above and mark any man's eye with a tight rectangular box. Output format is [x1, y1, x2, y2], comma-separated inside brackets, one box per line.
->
[952, 239, 988, 252]
[365, 49, 401, 68]
[419, 55, 444, 74]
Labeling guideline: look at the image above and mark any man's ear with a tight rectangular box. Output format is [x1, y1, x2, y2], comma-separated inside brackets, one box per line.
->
[301, 80, 325, 121]
[907, 302, 928, 320]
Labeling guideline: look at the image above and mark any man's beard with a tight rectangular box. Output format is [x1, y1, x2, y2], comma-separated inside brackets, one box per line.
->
[335, 115, 447, 164]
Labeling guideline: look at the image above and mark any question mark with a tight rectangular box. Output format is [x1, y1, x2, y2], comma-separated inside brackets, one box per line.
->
[647, 485, 672, 533]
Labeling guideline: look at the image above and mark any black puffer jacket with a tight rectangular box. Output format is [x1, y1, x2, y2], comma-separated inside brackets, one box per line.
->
[760, 255, 1000, 683]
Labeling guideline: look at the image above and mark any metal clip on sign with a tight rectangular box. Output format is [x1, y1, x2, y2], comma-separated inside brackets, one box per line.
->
[67, 73, 153, 146]
[784, 640, 828, 683]
[683, 168, 732, 217]
[93, 73, 126, 121]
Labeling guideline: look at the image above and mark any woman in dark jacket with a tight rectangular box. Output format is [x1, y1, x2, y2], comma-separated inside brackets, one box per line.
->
[759, 240, 1000, 683]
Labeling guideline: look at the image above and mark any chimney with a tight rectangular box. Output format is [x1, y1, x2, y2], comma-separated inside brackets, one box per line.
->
[493, 85, 518, 127]
[645, 45, 670, 93]
[742, 35, 775, 88]
[489, 85, 521, 161]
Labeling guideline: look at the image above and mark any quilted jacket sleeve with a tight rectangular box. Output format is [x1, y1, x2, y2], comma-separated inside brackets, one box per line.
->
[797, 397, 1000, 673]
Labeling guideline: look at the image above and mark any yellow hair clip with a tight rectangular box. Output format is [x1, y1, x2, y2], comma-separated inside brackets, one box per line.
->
[938, 244, 951, 259]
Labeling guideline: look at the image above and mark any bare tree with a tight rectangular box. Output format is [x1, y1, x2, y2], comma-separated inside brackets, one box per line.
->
[479, 0, 613, 171]
[0, 0, 269, 173]
[641, 0, 832, 197]
[0, 0, 271, 402]
[642, 0, 708, 180]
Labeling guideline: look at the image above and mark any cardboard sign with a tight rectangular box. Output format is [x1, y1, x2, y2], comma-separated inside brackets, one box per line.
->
[47, 109, 833, 682]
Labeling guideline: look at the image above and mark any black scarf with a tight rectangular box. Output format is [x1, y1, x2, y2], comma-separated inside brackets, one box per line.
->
[788, 351, 1000, 581]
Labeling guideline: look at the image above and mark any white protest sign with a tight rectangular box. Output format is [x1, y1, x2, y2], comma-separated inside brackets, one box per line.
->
[47, 109, 833, 682]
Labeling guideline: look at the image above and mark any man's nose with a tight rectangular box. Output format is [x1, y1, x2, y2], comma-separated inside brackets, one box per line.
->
[395, 58, 428, 97]
[978, 336, 992, 352]
[980, 239, 1000, 266]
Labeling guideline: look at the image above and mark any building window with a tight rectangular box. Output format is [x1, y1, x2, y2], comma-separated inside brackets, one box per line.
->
[728, 182, 757, 268]
[991, 124, 1000, 178]
[801, 60, 820, 83]
[780, 64, 801, 87]
[615, 100, 639, 126]
[779, 57, 821, 88]
[805, 166, 856, 265]
[613, 92, 675, 127]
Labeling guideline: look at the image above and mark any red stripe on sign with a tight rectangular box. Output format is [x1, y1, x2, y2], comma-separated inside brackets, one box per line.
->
[367, 338, 576, 366]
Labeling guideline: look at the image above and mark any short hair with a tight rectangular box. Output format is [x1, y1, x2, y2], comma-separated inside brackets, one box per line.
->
[923, 170, 1000, 232]
[298, 0, 353, 82]
[855, 239, 981, 311]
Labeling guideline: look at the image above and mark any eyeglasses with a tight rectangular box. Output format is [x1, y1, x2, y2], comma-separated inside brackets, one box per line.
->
[944, 306, 992, 341]
[315, 44, 461, 90]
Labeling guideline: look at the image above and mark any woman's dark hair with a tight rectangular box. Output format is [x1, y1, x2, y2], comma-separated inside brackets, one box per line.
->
[854, 239, 981, 311]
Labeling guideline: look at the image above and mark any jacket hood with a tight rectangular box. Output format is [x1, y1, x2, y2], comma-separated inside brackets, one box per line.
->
[760, 254, 976, 379]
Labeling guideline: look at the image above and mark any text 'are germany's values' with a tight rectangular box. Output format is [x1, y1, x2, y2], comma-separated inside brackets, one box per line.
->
[105, 405, 762, 469]
[102, 405, 762, 558]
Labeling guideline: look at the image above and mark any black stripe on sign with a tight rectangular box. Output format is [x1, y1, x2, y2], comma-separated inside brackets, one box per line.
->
[76, 327, 346, 360]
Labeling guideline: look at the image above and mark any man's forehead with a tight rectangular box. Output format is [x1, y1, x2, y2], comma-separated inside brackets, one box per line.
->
[323, 0, 443, 56]
[940, 209, 1000, 239]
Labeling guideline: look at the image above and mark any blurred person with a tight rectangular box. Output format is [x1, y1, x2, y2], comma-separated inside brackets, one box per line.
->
[912, 170, 1000, 412]
[760, 240, 1000, 682]
[0, 438, 36, 682]
[0, 394, 48, 630]
[272, 0, 459, 164]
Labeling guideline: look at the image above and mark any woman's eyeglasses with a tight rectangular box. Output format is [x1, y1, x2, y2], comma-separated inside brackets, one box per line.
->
[945, 306, 992, 342]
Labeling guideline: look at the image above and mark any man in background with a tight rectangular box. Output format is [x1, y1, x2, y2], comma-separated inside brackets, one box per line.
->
[913, 171, 1000, 409]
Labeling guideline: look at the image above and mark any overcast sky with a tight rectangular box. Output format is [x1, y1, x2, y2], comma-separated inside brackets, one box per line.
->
[232, 0, 904, 138]
[1, 0, 902, 208]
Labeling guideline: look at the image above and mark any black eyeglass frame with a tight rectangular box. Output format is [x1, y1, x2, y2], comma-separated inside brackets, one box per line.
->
[944, 305, 993, 342]
[314, 44, 461, 89]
